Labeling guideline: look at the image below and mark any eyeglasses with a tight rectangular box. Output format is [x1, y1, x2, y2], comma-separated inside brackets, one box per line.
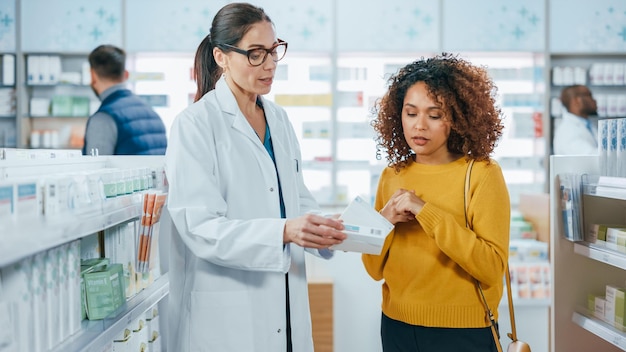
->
[217, 39, 288, 67]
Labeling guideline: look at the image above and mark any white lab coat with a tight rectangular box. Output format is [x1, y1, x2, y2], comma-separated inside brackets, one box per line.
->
[553, 110, 598, 155]
[165, 77, 330, 352]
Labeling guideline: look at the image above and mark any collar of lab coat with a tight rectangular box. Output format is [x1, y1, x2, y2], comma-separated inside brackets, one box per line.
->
[562, 110, 596, 133]
[214, 76, 277, 152]
[561, 110, 587, 125]
[213, 76, 289, 165]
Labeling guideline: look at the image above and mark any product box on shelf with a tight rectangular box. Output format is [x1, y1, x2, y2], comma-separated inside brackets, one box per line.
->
[604, 284, 623, 327]
[508, 261, 550, 300]
[1, 54, 15, 86]
[15, 179, 42, 221]
[83, 262, 124, 320]
[1, 256, 34, 351]
[586, 223, 625, 243]
[66, 240, 82, 336]
[80, 232, 103, 260]
[104, 221, 138, 299]
[593, 295, 607, 321]
[0, 181, 13, 220]
[0, 296, 16, 352]
[615, 288, 626, 331]
[587, 293, 601, 316]
[45, 246, 62, 349]
[31, 251, 47, 351]
[80, 258, 110, 320]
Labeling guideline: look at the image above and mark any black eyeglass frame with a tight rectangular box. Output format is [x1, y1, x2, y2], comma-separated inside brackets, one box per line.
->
[217, 39, 288, 67]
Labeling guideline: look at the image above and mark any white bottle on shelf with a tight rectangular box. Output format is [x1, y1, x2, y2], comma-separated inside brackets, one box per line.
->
[2, 54, 15, 86]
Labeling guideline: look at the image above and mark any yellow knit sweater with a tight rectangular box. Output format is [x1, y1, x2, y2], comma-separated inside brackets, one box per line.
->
[363, 157, 510, 328]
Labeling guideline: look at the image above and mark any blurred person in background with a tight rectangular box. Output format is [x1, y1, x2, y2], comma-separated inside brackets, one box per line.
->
[83, 44, 167, 155]
[553, 84, 598, 155]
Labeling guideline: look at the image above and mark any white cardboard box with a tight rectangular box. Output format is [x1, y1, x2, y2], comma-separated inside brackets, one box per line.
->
[331, 196, 394, 255]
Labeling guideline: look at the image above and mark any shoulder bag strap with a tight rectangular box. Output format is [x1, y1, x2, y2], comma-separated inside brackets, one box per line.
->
[464, 159, 509, 352]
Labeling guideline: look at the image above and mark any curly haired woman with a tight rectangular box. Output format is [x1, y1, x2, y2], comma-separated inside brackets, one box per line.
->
[362, 53, 511, 352]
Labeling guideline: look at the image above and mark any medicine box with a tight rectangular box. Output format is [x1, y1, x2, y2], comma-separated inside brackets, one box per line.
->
[614, 288, 626, 331]
[83, 263, 125, 320]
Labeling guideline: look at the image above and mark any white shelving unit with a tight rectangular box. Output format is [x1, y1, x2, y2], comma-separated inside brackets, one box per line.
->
[51, 272, 169, 352]
[1, 194, 141, 268]
[1, 53, 17, 148]
[0, 154, 168, 352]
[550, 154, 626, 351]
[17, 53, 95, 150]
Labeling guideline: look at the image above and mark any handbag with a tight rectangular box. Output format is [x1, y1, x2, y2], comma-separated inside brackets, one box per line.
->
[464, 159, 531, 352]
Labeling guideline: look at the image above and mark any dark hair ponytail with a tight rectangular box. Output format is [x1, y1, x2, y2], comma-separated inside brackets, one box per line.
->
[193, 34, 221, 102]
[193, 2, 272, 101]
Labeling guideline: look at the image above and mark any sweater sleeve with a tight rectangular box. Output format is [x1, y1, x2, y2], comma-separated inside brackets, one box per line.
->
[84, 112, 117, 155]
[416, 161, 510, 287]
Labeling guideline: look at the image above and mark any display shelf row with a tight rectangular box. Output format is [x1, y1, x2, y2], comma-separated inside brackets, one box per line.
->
[584, 176, 626, 201]
[0, 194, 142, 267]
[50, 273, 169, 352]
[572, 311, 626, 351]
[574, 242, 626, 271]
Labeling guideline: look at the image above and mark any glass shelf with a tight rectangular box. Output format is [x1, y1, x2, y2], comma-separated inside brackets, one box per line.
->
[583, 175, 626, 200]
[572, 311, 626, 351]
[574, 241, 626, 270]
[0, 194, 142, 267]
[50, 273, 169, 352]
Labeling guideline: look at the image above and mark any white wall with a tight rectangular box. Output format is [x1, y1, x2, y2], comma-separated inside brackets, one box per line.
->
[307, 252, 383, 352]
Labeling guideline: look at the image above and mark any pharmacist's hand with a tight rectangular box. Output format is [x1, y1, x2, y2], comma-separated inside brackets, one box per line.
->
[284, 214, 346, 249]
[380, 189, 422, 224]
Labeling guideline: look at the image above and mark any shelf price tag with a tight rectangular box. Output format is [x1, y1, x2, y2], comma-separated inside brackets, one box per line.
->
[105, 215, 113, 228]
[611, 335, 622, 347]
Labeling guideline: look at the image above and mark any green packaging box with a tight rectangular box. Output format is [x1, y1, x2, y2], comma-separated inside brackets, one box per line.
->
[83, 263, 125, 320]
[80, 258, 110, 320]
[614, 288, 626, 331]
[588, 224, 626, 242]
[588, 293, 599, 312]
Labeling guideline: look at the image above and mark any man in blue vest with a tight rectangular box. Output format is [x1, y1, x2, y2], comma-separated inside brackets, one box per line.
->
[82, 44, 167, 155]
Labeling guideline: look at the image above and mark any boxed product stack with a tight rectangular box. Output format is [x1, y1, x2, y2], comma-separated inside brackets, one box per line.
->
[0, 88, 15, 116]
[588, 283, 626, 332]
[508, 213, 551, 300]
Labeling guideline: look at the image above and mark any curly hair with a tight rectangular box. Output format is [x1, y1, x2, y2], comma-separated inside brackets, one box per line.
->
[372, 53, 504, 172]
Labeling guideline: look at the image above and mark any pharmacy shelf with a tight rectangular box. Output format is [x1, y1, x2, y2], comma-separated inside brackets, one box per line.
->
[51, 273, 169, 352]
[0, 194, 142, 267]
[572, 311, 626, 351]
[574, 242, 626, 271]
[550, 155, 626, 351]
